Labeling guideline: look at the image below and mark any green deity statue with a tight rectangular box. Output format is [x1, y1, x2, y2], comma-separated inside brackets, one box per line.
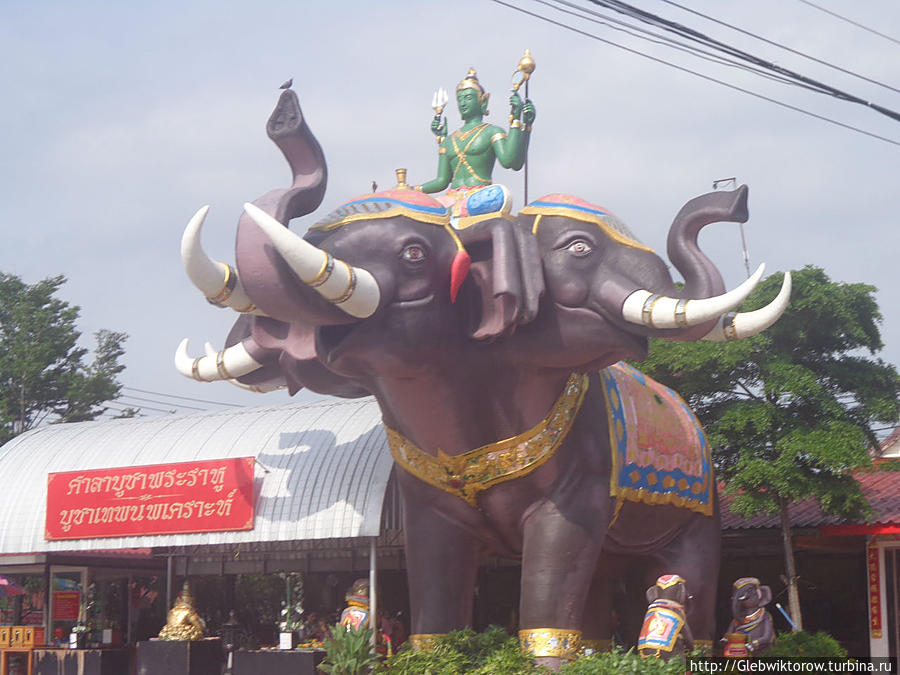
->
[416, 65, 536, 228]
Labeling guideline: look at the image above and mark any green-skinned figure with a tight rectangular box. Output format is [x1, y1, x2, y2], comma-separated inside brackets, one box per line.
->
[416, 68, 535, 228]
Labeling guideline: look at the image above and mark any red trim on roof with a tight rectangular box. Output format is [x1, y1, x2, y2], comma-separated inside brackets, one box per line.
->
[820, 524, 900, 536]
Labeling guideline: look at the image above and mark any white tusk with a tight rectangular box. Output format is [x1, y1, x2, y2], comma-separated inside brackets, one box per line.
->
[174, 338, 264, 382]
[622, 263, 766, 330]
[227, 379, 286, 393]
[181, 205, 261, 314]
[243, 202, 380, 319]
[701, 271, 792, 341]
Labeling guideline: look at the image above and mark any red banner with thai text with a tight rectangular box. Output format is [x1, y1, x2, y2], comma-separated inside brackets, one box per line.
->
[867, 542, 882, 638]
[45, 457, 255, 540]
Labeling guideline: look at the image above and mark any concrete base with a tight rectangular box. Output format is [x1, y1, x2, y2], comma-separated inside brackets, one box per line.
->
[232, 649, 325, 675]
[136, 639, 222, 675]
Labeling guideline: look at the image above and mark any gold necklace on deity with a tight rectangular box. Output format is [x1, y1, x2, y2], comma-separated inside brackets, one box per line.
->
[450, 123, 491, 184]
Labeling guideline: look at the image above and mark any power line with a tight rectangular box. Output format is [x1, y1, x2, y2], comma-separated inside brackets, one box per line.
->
[538, 0, 816, 90]
[659, 0, 900, 94]
[117, 394, 206, 411]
[121, 385, 242, 407]
[490, 0, 900, 147]
[106, 401, 176, 415]
[795, 0, 900, 47]
[581, 0, 900, 123]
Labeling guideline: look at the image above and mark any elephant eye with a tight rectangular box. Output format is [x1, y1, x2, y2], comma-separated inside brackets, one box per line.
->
[563, 239, 593, 257]
[401, 244, 427, 263]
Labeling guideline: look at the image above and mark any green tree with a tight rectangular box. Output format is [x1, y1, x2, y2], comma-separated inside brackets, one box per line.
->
[637, 265, 900, 631]
[0, 272, 128, 444]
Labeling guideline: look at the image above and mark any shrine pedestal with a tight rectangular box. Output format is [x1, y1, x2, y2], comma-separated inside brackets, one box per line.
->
[232, 650, 325, 675]
[136, 639, 222, 675]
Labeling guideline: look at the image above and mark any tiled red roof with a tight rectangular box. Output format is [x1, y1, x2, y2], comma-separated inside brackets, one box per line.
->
[721, 469, 900, 530]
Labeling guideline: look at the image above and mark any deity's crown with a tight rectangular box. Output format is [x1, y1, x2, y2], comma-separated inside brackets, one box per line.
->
[733, 577, 761, 589]
[457, 68, 488, 102]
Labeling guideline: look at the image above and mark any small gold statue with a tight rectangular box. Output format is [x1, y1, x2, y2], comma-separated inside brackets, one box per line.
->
[158, 580, 205, 641]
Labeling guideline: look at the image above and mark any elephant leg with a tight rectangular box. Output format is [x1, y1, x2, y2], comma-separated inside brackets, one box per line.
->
[519, 493, 611, 669]
[403, 503, 481, 639]
[650, 511, 721, 648]
[581, 554, 632, 651]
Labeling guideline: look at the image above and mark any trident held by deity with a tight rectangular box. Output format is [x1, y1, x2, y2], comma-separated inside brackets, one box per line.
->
[431, 87, 448, 143]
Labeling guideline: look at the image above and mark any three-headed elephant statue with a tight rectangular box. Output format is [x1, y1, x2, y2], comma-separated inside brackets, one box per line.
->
[175, 89, 790, 668]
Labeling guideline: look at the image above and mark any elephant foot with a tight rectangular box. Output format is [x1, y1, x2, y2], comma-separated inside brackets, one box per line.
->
[520, 628, 581, 672]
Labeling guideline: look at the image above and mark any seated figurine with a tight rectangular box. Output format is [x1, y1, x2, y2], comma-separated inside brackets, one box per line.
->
[637, 574, 694, 660]
[158, 581, 204, 641]
[722, 577, 775, 657]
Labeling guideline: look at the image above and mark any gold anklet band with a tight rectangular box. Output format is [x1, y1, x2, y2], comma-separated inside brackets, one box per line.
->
[519, 628, 582, 659]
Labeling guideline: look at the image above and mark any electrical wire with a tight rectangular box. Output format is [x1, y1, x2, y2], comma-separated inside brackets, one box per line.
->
[537, 0, 817, 90]
[658, 0, 900, 95]
[106, 401, 175, 415]
[795, 0, 900, 47]
[490, 0, 900, 147]
[121, 385, 242, 407]
[579, 0, 900, 122]
[117, 394, 206, 411]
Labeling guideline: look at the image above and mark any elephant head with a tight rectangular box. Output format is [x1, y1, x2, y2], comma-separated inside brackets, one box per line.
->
[646, 574, 690, 607]
[499, 192, 791, 371]
[731, 577, 772, 619]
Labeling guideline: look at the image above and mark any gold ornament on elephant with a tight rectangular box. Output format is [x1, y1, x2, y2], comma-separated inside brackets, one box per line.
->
[387, 373, 589, 506]
[158, 581, 205, 641]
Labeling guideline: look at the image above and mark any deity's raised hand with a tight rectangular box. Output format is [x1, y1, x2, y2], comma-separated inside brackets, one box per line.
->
[430, 116, 447, 138]
[509, 92, 524, 120]
[523, 100, 536, 125]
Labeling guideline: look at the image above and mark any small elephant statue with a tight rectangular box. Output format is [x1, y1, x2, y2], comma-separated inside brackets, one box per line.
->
[339, 578, 371, 630]
[637, 574, 694, 659]
[722, 577, 775, 657]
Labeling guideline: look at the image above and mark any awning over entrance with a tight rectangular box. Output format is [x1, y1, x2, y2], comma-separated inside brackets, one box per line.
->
[0, 397, 393, 554]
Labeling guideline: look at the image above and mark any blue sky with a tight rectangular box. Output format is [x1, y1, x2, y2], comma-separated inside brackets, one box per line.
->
[2, 1, 898, 417]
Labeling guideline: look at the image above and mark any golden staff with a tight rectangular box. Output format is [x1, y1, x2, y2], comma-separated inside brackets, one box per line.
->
[511, 49, 536, 204]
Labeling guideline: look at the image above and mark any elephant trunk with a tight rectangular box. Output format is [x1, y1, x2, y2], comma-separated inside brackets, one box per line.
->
[611, 186, 789, 342]
[229, 89, 377, 326]
[666, 185, 748, 299]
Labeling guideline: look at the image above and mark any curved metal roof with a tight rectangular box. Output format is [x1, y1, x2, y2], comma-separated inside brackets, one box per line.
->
[0, 397, 393, 554]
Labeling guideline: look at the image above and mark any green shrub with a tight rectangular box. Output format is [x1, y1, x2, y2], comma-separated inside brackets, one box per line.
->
[762, 631, 848, 658]
[375, 626, 536, 675]
[377, 627, 708, 674]
[559, 647, 700, 674]
[318, 623, 380, 675]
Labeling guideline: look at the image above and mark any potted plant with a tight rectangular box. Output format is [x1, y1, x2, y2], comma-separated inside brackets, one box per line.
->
[318, 624, 379, 675]
[278, 573, 304, 649]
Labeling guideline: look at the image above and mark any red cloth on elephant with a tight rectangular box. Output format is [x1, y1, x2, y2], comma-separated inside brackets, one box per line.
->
[601, 361, 713, 515]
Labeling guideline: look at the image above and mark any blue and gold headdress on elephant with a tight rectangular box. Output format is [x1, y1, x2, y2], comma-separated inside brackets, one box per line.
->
[311, 186, 471, 303]
[522, 193, 655, 253]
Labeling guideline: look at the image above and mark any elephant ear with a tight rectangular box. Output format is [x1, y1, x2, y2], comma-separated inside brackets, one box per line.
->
[459, 217, 544, 340]
[758, 585, 773, 607]
[646, 585, 661, 603]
